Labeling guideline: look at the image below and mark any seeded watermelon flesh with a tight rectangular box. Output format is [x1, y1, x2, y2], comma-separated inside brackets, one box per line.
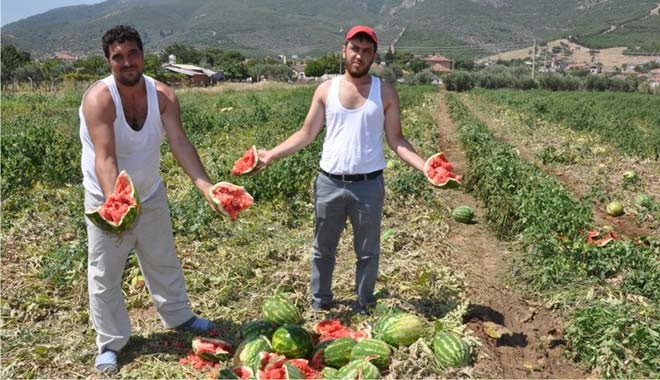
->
[231, 145, 259, 175]
[85, 170, 140, 233]
[209, 182, 254, 220]
[191, 337, 232, 362]
[424, 152, 461, 188]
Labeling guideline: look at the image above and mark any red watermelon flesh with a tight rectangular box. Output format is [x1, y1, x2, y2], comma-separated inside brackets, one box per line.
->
[231, 145, 259, 175]
[86, 170, 140, 232]
[209, 182, 254, 220]
[287, 359, 321, 379]
[314, 319, 370, 343]
[424, 153, 461, 188]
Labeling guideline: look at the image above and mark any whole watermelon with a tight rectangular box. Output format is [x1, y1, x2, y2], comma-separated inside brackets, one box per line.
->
[350, 338, 392, 370]
[335, 359, 380, 379]
[432, 332, 471, 369]
[452, 206, 474, 223]
[262, 295, 302, 325]
[311, 338, 356, 368]
[271, 325, 313, 359]
[374, 313, 427, 347]
[241, 319, 279, 340]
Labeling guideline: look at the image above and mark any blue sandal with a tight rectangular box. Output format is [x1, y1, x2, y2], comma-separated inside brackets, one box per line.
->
[95, 350, 118, 374]
[178, 316, 215, 332]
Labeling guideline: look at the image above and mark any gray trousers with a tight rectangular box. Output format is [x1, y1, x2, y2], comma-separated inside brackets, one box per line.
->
[84, 183, 193, 353]
[311, 172, 385, 308]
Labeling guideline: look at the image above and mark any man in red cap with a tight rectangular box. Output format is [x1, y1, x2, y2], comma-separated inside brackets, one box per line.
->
[257, 25, 427, 314]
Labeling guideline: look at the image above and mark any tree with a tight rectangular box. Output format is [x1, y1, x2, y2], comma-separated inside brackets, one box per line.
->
[304, 60, 325, 77]
[1, 45, 31, 83]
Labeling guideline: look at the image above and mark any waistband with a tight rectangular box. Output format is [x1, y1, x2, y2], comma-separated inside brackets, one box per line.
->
[319, 169, 383, 182]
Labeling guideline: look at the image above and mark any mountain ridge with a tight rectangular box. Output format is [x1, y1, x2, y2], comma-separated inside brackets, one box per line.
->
[2, 0, 658, 59]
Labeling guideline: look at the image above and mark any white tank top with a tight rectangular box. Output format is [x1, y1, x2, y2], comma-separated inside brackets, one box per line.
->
[320, 75, 386, 174]
[80, 75, 165, 201]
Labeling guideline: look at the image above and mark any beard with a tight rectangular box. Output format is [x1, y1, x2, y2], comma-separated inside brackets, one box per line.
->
[345, 58, 371, 78]
[116, 67, 143, 86]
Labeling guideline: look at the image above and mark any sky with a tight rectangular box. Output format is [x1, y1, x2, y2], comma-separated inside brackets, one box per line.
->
[1, 0, 102, 26]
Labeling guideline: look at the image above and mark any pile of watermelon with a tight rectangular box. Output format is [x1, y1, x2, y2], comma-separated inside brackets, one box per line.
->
[180, 294, 473, 379]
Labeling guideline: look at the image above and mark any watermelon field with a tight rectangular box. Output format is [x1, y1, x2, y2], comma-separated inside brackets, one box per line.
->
[1, 83, 658, 379]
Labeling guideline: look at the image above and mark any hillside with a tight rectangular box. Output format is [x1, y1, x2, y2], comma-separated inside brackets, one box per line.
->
[478, 39, 660, 70]
[1, 0, 659, 59]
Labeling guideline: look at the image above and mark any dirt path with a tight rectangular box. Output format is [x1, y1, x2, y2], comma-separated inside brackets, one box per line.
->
[434, 91, 589, 379]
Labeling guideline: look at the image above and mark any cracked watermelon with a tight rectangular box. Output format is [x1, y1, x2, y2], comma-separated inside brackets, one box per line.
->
[424, 152, 461, 189]
[209, 181, 254, 220]
[235, 335, 272, 370]
[232, 145, 259, 175]
[85, 170, 140, 233]
[192, 337, 232, 362]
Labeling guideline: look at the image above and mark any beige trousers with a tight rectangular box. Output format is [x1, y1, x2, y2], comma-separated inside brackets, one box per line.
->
[85, 183, 193, 353]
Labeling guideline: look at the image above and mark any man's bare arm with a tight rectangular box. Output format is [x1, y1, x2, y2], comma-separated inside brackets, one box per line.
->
[82, 82, 119, 199]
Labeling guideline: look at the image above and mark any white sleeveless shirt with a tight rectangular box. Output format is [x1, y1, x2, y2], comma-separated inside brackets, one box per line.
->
[80, 75, 165, 201]
[320, 75, 387, 174]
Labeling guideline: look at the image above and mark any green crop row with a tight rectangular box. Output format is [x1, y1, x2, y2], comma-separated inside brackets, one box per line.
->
[446, 93, 659, 378]
[473, 89, 660, 160]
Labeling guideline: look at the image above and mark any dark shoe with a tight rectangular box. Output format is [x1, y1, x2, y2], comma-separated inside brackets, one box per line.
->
[311, 302, 332, 311]
[95, 349, 118, 374]
[352, 304, 371, 316]
[177, 316, 216, 332]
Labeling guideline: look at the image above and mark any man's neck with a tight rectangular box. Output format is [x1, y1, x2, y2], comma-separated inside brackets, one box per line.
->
[114, 74, 145, 95]
[343, 72, 371, 86]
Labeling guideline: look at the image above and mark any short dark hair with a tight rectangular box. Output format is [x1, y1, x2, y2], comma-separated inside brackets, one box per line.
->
[102, 25, 143, 58]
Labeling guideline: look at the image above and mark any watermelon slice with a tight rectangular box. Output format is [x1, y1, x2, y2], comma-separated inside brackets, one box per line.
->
[85, 170, 140, 233]
[209, 182, 254, 220]
[231, 145, 259, 175]
[424, 152, 461, 188]
[192, 337, 232, 362]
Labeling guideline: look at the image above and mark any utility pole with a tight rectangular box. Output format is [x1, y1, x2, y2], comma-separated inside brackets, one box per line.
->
[532, 39, 536, 79]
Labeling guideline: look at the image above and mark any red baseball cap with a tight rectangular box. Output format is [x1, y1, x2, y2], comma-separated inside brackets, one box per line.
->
[345, 25, 378, 44]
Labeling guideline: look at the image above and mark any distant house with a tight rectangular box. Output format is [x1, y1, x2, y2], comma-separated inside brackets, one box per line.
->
[291, 64, 308, 80]
[161, 55, 224, 85]
[53, 52, 77, 62]
[589, 63, 602, 74]
[422, 55, 454, 73]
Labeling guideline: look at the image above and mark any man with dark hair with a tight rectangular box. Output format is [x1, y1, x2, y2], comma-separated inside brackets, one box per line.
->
[80, 25, 218, 373]
[257, 25, 427, 315]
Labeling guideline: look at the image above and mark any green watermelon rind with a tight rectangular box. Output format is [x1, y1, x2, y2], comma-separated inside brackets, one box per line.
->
[374, 313, 427, 347]
[235, 335, 272, 370]
[262, 295, 302, 325]
[320, 366, 338, 379]
[452, 206, 474, 223]
[334, 359, 381, 379]
[271, 325, 313, 359]
[312, 338, 357, 369]
[350, 338, 392, 371]
[432, 332, 471, 369]
[241, 319, 279, 340]
[84, 170, 140, 234]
